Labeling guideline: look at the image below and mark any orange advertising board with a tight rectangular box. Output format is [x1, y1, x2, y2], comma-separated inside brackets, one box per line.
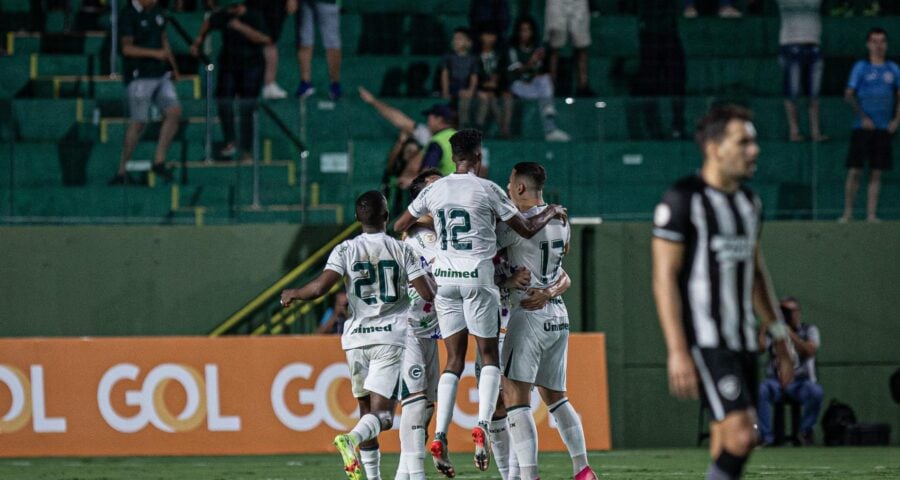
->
[0, 334, 610, 457]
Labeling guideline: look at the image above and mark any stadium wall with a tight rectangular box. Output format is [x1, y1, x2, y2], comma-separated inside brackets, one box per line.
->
[1, 222, 898, 447]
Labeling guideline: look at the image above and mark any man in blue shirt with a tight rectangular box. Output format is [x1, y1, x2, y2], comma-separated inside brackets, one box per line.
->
[842, 28, 900, 222]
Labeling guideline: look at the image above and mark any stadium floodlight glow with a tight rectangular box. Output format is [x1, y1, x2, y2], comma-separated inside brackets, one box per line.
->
[565, 97, 575, 105]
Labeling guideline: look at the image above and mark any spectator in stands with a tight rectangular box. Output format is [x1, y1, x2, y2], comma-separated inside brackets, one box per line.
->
[295, 0, 343, 100]
[508, 17, 570, 142]
[841, 27, 899, 222]
[629, 0, 686, 141]
[441, 27, 477, 128]
[359, 87, 463, 185]
[315, 291, 348, 334]
[110, 0, 180, 186]
[475, 29, 512, 137]
[469, 0, 511, 49]
[778, 0, 826, 143]
[247, 0, 297, 99]
[382, 132, 423, 215]
[757, 297, 823, 447]
[545, 0, 593, 96]
[683, 0, 742, 18]
[192, 0, 271, 161]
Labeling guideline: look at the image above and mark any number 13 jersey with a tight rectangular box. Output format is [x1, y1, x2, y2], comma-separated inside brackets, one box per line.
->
[325, 232, 426, 350]
[408, 172, 519, 286]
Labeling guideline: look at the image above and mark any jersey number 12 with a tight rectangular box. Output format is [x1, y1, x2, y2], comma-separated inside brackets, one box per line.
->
[436, 209, 472, 251]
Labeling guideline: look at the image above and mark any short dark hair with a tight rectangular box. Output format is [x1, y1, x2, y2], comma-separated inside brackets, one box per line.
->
[453, 27, 471, 39]
[410, 168, 443, 200]
[694, 104, 753, 150]
[868, 27, 888, 41]
[512, 162, 546, 191]
[355, 190, 388, 226]
[449, 128, 483, 163]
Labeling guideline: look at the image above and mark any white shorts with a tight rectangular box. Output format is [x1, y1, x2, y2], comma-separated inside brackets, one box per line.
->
[501, 310, 570, 392]
[435, 285, 501, 338]
[401, 334, 440, 401]
[545, 0, 592, 49]
[345, 344, 404, 399]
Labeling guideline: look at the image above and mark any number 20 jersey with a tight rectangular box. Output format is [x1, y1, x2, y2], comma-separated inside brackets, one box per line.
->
[325, 232, 426, 350]
[408, 172, 519, 287]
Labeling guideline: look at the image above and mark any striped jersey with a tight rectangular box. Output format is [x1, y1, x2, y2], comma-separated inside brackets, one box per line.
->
[653, 175, 762, 352]
[497, 204, 570, 318]
[408, 172, 519, 286]
[325, 232, 426, 350]
[403, 226, 440, 339]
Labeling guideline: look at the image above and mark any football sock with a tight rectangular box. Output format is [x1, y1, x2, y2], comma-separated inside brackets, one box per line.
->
[477, 365, 501, 424]
[400, 396, 428, 479]
[706, 449, 747, 480]
[489, 415, 511, 480]
[435, 372, 460, 437]
[548, 398, 590, 474]
[508, 404, 539, 480]
[350, 413, 382, 445]
[360, 445, 382, 480]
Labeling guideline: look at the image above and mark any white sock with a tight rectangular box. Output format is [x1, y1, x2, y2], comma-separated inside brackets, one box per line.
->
[477, 365, 501, 424]
[509, 441, 520, 480]
[435, 373, 460, 436]
[350, 413, 382, 444]
[394, 460, 409, 480]
[549, 398, 589, 474]
[399, 396, 428, 479]
[508, 406, 539, 480]
[361, 447, 381, 480]
[490, 416, 512, 480]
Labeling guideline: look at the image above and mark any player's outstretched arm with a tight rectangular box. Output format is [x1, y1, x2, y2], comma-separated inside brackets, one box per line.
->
[410, 273, 437, 303]
[520, 269, 571, 311]
[652, 237, 698, 400]
[752, 247, 795, 387]
[393, 210, 420, 234]
[280, 269, 343, 308]
[504, 204, 567, 239]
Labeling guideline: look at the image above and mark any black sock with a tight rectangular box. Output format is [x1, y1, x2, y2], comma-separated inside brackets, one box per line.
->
[714, 449, 748, 478]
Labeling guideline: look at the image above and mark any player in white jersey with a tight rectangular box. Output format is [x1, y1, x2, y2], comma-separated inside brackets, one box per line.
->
[280, 191, 436, 480]
[394, 129, 567, 476]
[496, 162, 598, 480]
[395, 169, 444, 480]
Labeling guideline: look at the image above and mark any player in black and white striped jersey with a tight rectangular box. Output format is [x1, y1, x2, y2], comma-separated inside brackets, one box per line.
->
[652, 104, 794, 480]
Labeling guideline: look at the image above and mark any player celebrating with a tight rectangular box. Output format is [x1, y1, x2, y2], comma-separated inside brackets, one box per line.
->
[280, 191, 436, 480]
[396, 169, 443, 480]
[497, 162, 598, 480]
[651, 105, 793, 480]
[394, 129, 566, 476]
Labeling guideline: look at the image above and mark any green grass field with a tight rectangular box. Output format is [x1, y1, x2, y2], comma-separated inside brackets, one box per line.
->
[1, 447, 897, 479]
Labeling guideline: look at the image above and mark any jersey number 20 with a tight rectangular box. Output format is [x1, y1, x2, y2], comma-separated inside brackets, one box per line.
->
[352, 260, 400, 305]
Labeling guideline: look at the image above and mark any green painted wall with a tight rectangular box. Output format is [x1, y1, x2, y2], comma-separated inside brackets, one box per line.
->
[0, 222, 897, 447]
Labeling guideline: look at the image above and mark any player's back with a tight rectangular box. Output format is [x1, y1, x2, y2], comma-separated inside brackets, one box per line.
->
[404, 226, 440, 338]
[326, 232, 423, 350]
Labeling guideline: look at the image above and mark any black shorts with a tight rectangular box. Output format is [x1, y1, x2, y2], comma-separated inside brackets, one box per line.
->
[691, 347, 758, 422]
[847, 129, 894, 171]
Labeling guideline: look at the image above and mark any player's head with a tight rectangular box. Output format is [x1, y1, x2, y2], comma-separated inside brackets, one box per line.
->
[410, 168, 443, 200]
[508, 162, 546, 204]
[450, 128, 483, 167]
[355, 190, 388, 228]
[780, 296, 801, 328]
[422, 104, 457, 133]
[867, 27, 888, 58]
[695, 104, 758, 183]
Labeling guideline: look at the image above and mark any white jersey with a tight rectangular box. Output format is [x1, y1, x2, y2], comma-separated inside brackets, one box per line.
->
[497, 204, 570, 318]
[408, 172, 519, 286]
[404, 226, 441, 339]
[325, 232, 426, 350]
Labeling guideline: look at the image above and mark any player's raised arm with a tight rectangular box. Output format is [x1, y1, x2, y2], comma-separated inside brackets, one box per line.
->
[752, 246, 795, 388]
[280, 269, 342, 308]
[503, 204, 567, 239]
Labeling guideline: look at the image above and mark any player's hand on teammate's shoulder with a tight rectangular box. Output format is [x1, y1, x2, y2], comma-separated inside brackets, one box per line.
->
[549, 204, 568, 225]
[520, 288, 551, 310]
[667, 349, 699, 400]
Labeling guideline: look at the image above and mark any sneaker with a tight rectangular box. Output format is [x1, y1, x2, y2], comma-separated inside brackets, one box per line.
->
[296, 80, 315, 98]
[151, 162, 174, 183]
[429, 433, 456, 478]
[575, 466, 599, 480]
[472, 422, 491, 472]
[545, 129, 571, 142]
[107, 173, 137, 186]
[718, 6, 742, 18]
[262, 82, 288, 100]
[333, 434, 363, 480]
[329, 81, 343, 100]
[683, 5, 698, 18]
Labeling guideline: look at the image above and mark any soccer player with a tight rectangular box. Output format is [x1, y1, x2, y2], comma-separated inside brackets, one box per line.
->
[395, 169, 443, 480]
[651, 104, 794, 480]
[497, 162, 598, 480]
[280, 191, 436, 480]
[393, 129, 566, 476]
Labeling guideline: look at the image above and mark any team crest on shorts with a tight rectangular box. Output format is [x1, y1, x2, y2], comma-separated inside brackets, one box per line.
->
[717, 375, 741, 401]
[408, 365, 424, 380]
